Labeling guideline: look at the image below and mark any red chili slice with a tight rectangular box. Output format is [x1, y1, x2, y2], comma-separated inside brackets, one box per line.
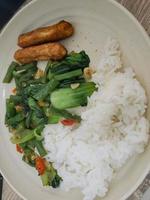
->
[16, 144, 23, 154]
[35, 157, 46, 175]
[60, 119, 76, 126]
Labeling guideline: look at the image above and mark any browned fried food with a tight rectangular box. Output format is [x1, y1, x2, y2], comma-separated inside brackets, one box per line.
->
[14, 43, 67, 64]
[18, 20, 74, 48]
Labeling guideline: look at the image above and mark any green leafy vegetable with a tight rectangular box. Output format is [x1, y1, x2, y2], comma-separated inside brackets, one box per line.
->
[10, 95, 22, 105]
[50, 51, 90, 75]
[15, 61, 37, 71]
[50, 82, 97, 109]
[12, 63, 38, 89]
[45, 106, 81, 124]
[10, 129, 35, 144]
[55, 69, 83, 81]
[41, 170, 51, 186]
[22, 148, 36, 167]
[34, 140, 47, 157]
[33, 124, 45, 141]
[7, 113, 25, 128]
[51, 174, 62, 188]
[5, 99, 16, 124]
[33, 78, 59, 101]
[25, 111, 32, 128]
[27, 97, 47, 128]
[59, 77, 85, 88]
[40, 163, 62, 187]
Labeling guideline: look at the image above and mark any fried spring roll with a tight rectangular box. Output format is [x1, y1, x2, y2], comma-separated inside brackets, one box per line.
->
[18, 20, 74, 48]
[14, 43, 67, 64]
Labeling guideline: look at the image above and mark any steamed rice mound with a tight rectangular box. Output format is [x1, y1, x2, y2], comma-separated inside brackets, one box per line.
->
[43, 39, 149, 200]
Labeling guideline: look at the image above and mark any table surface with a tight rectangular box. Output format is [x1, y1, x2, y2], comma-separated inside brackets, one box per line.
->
[2, 0, 150, 199]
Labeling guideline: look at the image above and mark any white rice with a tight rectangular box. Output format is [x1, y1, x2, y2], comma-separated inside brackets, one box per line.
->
[43, 38, 149, 200]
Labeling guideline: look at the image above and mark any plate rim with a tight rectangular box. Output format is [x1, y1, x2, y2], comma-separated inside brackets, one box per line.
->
[0, 0, 150, 200]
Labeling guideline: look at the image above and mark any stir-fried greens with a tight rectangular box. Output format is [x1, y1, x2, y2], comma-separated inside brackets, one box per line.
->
[3, 51, 97, 187]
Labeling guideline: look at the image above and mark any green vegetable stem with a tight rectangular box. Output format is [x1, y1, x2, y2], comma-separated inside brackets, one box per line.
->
[3, 61, 20, 83]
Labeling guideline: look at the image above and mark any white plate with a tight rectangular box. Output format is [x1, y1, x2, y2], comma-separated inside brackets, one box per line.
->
[0, 0, 150, 200]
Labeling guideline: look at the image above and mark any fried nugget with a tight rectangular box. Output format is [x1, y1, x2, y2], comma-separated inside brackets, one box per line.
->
[14, 43, 67, 64]
[18, 20, 74, 48]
